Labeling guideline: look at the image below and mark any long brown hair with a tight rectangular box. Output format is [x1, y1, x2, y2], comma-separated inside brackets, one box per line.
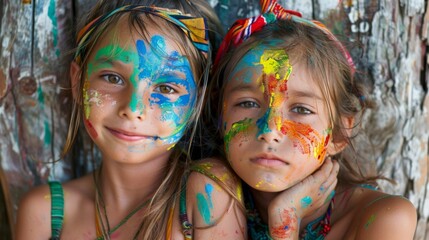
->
[207, 19, 381, 188]
[62, 0, 222, 239]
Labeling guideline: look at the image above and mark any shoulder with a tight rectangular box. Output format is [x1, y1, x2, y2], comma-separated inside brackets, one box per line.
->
[190, 157, 241, 191]
[186, 158, 246, 237]
[15, 183, 55, 239]
[15, 175, 94, 240]
[352, 188, 417, 239]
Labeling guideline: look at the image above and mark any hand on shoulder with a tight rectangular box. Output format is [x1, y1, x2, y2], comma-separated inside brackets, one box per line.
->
[354, 191, 417, 240]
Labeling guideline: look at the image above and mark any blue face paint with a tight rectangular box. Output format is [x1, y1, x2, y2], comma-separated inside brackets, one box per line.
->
[135, 36, 196, 144]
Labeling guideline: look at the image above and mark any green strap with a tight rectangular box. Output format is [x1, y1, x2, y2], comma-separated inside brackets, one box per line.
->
[48, 181, 64, 240]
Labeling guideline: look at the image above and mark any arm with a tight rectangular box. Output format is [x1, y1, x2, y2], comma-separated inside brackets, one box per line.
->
[187, 158, 247, 240]
[268, 158, 339, 239]
[15, 185, 52, 240]
[354, 195, 417, 240]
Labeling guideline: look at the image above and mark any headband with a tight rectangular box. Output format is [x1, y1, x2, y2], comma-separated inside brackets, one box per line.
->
[214, 0, 354, 72]
[75, 5, 210, 64]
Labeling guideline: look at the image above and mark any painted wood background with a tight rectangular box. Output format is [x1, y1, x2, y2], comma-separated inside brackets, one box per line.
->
[0, 0, 428, 239]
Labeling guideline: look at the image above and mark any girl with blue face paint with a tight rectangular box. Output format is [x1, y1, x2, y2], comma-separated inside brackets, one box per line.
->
[183, 0, 417, 239]
[15, 1, 225, 239]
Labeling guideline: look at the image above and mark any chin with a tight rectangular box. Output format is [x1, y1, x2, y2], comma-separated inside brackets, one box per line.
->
[247, 179, 294, 192]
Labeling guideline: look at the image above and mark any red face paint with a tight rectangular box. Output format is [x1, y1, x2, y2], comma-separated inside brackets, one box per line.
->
[85, 119, 98, 139]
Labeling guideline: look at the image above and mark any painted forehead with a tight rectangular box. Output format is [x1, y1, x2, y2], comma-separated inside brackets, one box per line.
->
[228, 40, 285, 84]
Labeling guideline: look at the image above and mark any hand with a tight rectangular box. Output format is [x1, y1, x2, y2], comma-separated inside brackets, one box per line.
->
[267, 158, 339, 239]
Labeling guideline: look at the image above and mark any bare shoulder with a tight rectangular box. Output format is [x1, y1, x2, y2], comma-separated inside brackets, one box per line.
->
[15, 175, 94, 240]
[190, 157, 241, 190]
[352, 188, 417, 240]
[15, 183, 54, 239]
[187, 158, 246, 239]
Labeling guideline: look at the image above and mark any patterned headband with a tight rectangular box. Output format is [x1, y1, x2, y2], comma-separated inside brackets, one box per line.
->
[214, 0, 354, 72]
[75, 5, 210, 64]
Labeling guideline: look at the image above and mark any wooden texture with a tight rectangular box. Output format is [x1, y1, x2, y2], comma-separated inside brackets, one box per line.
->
[0, 0, 427, 238]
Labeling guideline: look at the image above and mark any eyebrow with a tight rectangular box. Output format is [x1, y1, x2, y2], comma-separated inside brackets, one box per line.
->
[91, 56, 130, 68]
[228, 82, 260, 94]
[287, 89, 324, 101]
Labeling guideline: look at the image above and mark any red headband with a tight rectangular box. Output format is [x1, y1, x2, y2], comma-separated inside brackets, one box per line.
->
[214, 0, 354, 72]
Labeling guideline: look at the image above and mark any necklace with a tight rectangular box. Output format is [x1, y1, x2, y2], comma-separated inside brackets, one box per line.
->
[93, 169, 153, 240]
[244, 185, 334, 240]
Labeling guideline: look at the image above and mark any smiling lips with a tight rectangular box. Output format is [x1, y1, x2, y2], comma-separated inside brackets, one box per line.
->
[251, 154, 289, 167]
[107, 127, 156, 142]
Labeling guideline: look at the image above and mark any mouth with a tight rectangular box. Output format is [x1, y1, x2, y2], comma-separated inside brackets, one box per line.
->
[250, 153, 289, 167]
[106, 127, 157, 142]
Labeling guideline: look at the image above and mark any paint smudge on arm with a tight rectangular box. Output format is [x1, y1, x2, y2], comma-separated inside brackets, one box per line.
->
[196, 183, 215, 225]
[300, 196, 313, 209]
[364, 214, 376, 229]
[270, 208, 297, 238]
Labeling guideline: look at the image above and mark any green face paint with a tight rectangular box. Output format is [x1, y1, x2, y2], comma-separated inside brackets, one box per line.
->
[224, 118, 252, 153]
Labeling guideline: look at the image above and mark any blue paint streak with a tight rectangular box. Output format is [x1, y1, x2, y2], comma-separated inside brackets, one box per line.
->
[256, 108, 272, 137]
[205, 184, 214, 208]
[300, 196, 313, 209]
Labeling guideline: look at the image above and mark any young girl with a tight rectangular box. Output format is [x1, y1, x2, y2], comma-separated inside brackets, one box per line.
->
[15, 1, 230, 239]
[185, 0, 417, 239]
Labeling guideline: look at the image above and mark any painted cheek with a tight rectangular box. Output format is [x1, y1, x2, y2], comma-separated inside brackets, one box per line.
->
[84, 120, 98, 139]
[83, 80, 91, 119]
[278, 120, 330, 163]
[224, 118, 253, 153]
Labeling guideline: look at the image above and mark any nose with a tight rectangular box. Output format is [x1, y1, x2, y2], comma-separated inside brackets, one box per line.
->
[256, 116, 282, 143]
[257, 130, 282, 143]
[118, 93, 146, 121]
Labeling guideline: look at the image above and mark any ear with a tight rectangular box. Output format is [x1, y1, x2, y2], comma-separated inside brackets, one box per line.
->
[326, 116, 354, 156]
[70, 61, 81, 101]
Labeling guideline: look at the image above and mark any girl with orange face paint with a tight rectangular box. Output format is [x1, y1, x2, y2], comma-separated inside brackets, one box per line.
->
[184, 0, 417, 239]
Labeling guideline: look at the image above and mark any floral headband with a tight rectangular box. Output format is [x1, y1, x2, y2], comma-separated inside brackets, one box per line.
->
[75, 5, 210, 64]
[214, 0, 354, 72]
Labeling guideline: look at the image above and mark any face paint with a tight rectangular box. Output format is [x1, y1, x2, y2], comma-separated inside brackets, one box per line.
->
[136, 36, 196, 144]
[224, 118, 252, 153]
[85, 35, 196, 146]
[277, 119, 331, 163]
[256, 49, 291, 137]
[85, 43, 140, 119]
[84, 120, 98, 139]
[255, 49, 330, 162]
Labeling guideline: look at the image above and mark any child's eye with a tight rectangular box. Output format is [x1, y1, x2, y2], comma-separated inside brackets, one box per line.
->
[154, 85, 177, 94]
[238, 101, 260, 108]
[101, 74, 124, 85]
[291, 106, 313, 114]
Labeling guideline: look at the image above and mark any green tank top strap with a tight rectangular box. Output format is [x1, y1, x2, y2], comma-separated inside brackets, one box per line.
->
[48, 181, 64, 240]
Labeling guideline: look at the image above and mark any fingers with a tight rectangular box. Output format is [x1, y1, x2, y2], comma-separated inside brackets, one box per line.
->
[310, 157, 334, 186]
[313, 158, 338, 205]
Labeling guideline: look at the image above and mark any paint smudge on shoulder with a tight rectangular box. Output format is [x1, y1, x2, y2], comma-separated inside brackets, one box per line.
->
[364, 214, 376, 229]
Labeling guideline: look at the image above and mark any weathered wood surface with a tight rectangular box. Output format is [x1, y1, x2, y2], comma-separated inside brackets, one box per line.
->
[1, 0, 428, 239]
[0, 0, 76, 238]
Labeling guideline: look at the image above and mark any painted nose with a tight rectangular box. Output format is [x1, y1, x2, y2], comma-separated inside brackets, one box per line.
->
[119, 106, 145, 121]
[119, 91, 146, 121]
[256, 112, 283, 143]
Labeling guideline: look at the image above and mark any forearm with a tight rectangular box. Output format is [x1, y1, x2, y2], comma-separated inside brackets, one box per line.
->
[268, 207, 300, 240]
